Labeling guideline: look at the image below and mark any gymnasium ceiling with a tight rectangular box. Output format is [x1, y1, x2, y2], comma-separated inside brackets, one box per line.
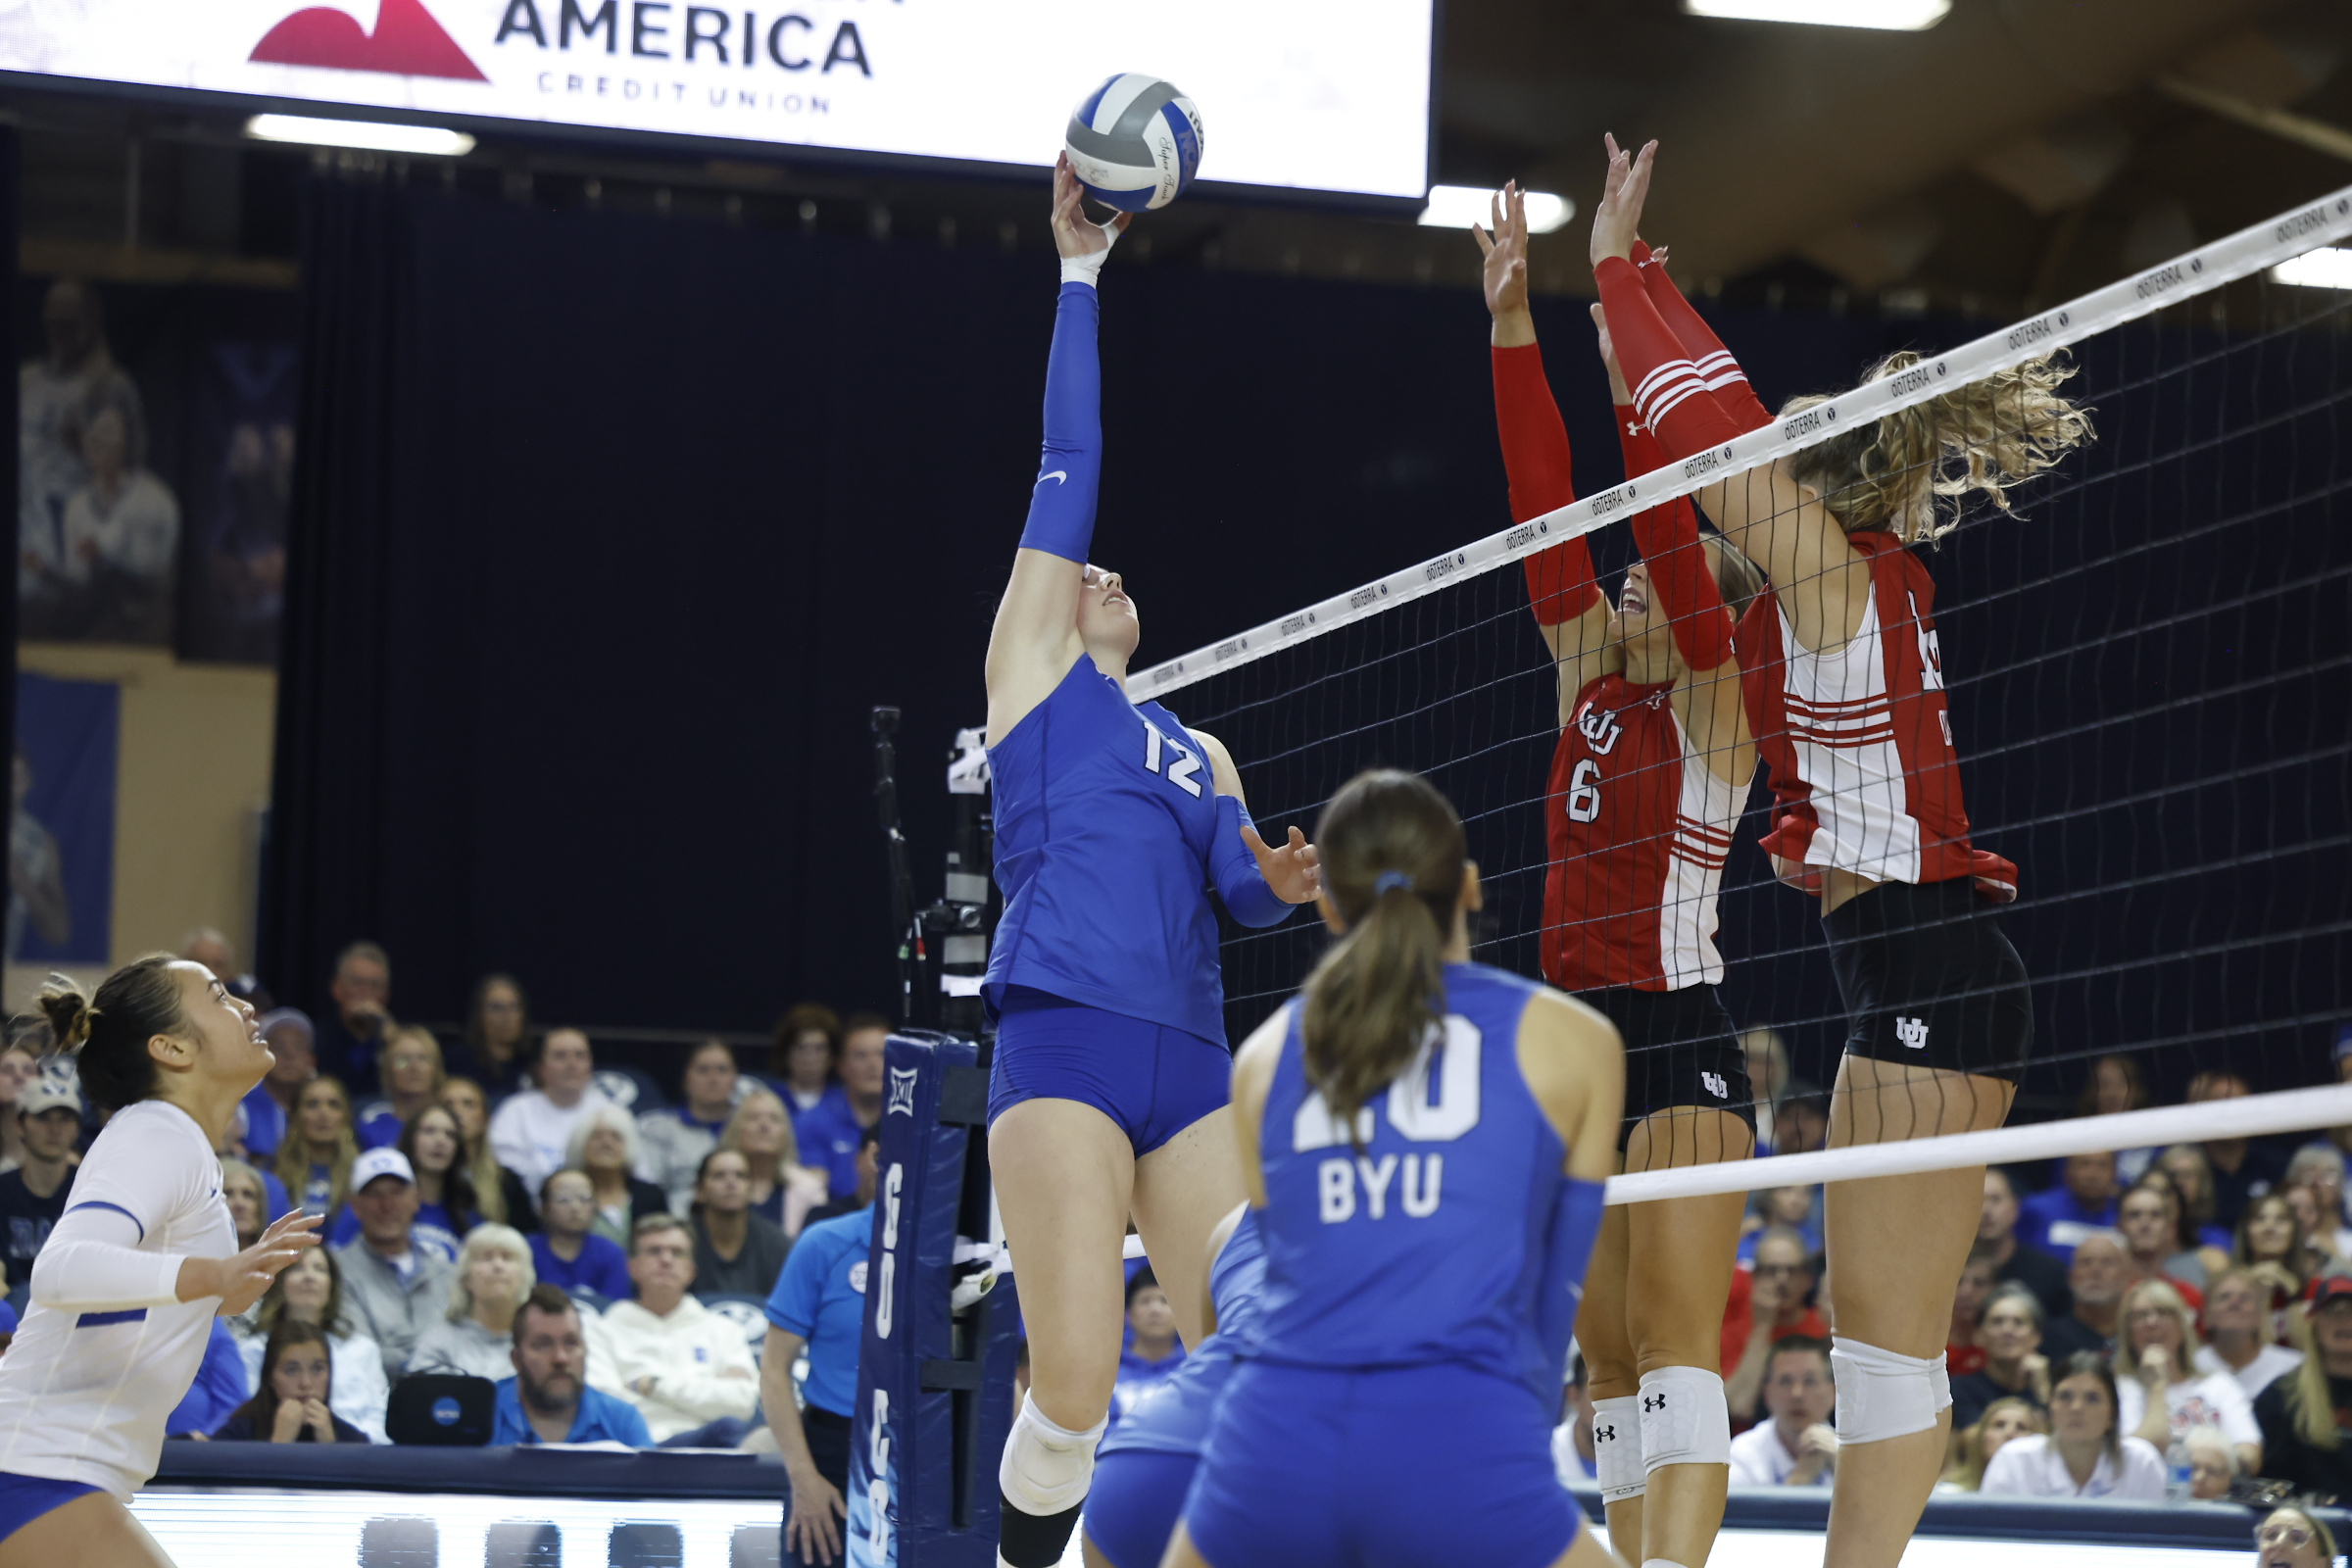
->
[4, 0, 2350, 318]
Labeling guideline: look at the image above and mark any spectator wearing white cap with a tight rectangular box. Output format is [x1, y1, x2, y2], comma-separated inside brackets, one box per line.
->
[488, 1028, 612, 1207]
[0, 1080, 81, 1298]
[332, 1146, 456, 1381]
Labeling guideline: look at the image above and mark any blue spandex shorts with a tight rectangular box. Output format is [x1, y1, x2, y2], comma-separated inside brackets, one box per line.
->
[1083, 1448, 1198, 1568]
[0, 1472, 101, 1544]
[988, 986, 1231, 1157]
[1183, 1360, 1579, 1568]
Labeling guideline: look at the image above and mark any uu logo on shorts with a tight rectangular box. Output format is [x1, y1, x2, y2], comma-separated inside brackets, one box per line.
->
[1895, 1016, 1931, 1051]
[1700, 1071, 1728, 1101]
[249, 0, 488, 80]
[886, 1067, 920, 1117]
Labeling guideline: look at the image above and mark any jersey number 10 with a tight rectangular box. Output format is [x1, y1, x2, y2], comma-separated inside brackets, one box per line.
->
[1144, 722, 1204, 798]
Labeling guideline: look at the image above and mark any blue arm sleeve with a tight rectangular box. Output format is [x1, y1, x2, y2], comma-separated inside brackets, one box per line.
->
[1016, 282, 1103, 564]
[1536, 1176, 1608, 1387]
[1210, 795, 1294, 929]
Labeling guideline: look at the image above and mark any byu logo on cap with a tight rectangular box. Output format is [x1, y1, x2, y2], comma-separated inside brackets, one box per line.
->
[886, 1067, 919, 1117]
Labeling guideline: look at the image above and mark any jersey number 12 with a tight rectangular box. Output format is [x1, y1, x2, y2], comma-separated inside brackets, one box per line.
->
[1145, 723, 1203, 798]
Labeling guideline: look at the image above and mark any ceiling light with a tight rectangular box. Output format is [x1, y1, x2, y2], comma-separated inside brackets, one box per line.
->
[2273, 248, 2352, 290]
[246, 114, 475, 157]
[1682, 0, 1950, 29]
[1418, 186, 1574, 233]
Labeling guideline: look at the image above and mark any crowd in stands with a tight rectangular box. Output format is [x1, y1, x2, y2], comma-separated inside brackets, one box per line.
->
[0, 931, 897, 1463]
[1538, 1034, 2352, 1513]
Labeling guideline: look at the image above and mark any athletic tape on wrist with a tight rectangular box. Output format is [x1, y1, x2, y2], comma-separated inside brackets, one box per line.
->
[1831, 1338, 1947, 1446]
[1592, 1395, 1647, 1503]
[1636, 1364, 1732, 1473]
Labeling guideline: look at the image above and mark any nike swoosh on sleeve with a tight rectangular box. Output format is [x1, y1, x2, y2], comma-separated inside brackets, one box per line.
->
[1036, 470, 1068, 486]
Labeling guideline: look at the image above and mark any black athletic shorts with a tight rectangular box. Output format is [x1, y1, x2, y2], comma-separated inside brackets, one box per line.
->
[1570, 983, 1755, 1153]
[1825, 877, 2033, 1082]
[802, 1405, 852, 1494]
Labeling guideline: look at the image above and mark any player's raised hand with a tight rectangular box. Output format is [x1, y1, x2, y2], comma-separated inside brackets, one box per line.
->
[1590, 132, 1656, 269]
[1243, 823, 1323, 905]
[182, 1208, 321, 1314]
[1475, 181, 1531, 319]
[1051, 151, 1131, 264]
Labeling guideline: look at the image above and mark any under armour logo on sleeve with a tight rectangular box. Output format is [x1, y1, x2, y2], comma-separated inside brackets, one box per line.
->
[1594, 1425, 1616, 1444]
[1642, 1394, 1666, 1413]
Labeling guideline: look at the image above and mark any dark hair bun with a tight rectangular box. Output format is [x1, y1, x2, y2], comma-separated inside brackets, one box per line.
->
[34, 976, 93, 1052]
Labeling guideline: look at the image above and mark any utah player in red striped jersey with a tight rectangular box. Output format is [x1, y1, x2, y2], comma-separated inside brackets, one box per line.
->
[1590, 136, 2091, 1568]
[1477, 182, 1763, 1568]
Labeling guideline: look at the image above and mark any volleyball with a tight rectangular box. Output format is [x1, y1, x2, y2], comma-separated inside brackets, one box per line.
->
[1063, 73, 1203, 213]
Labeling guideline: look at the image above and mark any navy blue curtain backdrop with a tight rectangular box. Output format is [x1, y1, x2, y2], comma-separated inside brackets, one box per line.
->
[260, 167, 2345, 1108]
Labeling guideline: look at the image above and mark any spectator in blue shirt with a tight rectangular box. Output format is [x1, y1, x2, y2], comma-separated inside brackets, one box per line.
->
[800, 1017, 887, 1201]
[166, 1318, 254, 1438]
[527, 1170, 633, 1300]
[2019, 1152, 2121, 1263]
[1108, 1267, 1185, 1426]
[762, 1194, 874, 1565]
[492, 1285, 653, 1446]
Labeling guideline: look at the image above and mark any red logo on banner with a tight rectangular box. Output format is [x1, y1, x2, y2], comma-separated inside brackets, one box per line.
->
[250, 0, 487, 81]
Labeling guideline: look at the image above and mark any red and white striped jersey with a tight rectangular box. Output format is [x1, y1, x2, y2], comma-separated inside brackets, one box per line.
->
[1741, 530, 2017, 897]
[1541, 671, 1744, 992]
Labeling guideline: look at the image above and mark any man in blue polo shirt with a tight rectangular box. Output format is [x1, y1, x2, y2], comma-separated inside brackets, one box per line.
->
[2018, 1152, 2121, 1263]
[762, 1190, 874, 1566]
[493, 1285, 653, 1446]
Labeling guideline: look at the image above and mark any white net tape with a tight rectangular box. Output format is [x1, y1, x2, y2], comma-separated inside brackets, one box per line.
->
[1127, 183, 2352, 703]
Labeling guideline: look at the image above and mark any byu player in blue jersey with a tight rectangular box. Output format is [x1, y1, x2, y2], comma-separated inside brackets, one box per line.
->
[1080, 1202, 1263, 1568]
[984, 154, 1322, 1568]
[1169, 769, 1626, 1568]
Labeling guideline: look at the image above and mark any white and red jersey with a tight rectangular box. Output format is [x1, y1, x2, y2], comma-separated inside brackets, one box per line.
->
[1740, 530, 2017, 897]
[1542, 672, 1744, 992]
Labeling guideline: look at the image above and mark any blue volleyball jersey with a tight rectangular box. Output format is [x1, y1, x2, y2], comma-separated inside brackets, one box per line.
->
[1252, 962, 1572, 1401]
[986, 653, 1227, 1044]
[1097, 1210, 1266, 1460]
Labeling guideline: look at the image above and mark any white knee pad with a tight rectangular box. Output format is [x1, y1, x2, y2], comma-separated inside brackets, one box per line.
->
[997, 1399, 1106, 1517]
[1591, 1395, 1646, 1504]
[1831, 1338, 1950, 1446]
[1637, 1365, 1732, 1474]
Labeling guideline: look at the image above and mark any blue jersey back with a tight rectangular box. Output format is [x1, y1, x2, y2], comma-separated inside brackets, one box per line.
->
[986, 655, 1225, 1044]
[1097, 1210, 1266, 1460]
[1252, 963, 1569, 1400]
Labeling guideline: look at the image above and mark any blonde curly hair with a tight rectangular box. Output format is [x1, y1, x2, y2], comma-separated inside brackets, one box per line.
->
[1786, 352, 2093, 546]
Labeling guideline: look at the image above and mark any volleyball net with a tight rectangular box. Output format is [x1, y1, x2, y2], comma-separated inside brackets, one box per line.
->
[1133, 185, 2352, 1202]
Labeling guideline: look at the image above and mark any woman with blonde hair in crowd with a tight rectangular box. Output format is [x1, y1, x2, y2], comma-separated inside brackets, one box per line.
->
[406, 1224, 534, 1381]
[717, 1085, 827, 1240]
[2256, 1505, 2337, 1568]
[218, 1158, 273, 1250]
[355, 1026, 445, 1151]
[274, 1075, 358, 1218]
[2195, 1265, 2304, 1400]
[565, 1105, 667, 1249]
[235, 1246, 389, 1442]
[2253, 1281, 2352, 1499]
[2114, 1277, 2260, 1473]
[1936, 1396, 2043, 1493]
[437, 1077, 526, 1229]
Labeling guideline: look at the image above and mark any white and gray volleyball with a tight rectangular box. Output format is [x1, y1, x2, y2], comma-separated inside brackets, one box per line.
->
[1064, 74, 1204, 213]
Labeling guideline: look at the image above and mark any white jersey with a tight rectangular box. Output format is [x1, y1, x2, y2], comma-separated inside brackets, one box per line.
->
[0, 1100, 235, 1496]
[1979, 1433, 2166, 1500]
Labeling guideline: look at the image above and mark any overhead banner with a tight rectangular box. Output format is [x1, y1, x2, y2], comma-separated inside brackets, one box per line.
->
[0, 0, 1435, 199]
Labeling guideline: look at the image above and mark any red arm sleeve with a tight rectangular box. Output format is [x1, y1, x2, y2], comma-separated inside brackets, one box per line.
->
[1593, 256, 1747, 463]
[1616, 403, 1733, 671]
[1494, 342, 1600, 627]
[1634, 243, 1772, 435]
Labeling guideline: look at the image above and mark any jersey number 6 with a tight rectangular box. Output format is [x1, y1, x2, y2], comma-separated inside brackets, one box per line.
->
[1144, 723, 1203, 798]
[1566, 759, 1601, 823]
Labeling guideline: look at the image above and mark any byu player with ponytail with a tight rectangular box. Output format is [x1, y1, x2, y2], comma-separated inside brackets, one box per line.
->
[983, 153, 1321, 1568]
[1168, 769, 1625, 1568]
